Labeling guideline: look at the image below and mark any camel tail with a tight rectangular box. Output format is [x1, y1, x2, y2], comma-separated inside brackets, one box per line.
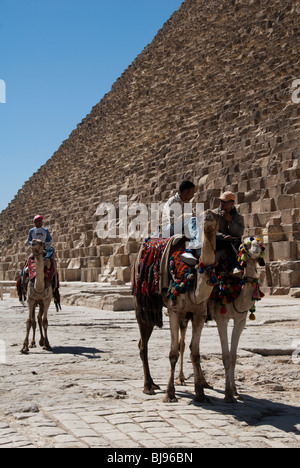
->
[135, 294, 163, 329]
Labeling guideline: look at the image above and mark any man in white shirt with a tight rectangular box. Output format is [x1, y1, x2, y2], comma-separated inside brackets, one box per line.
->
[162, 181, 202, 265]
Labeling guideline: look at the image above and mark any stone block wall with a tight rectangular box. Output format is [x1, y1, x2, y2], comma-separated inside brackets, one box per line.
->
[0, 0, 300, 295]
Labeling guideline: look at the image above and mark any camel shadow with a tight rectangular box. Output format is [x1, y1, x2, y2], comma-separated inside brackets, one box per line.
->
[52, 346, 104, 359]
[177, 388, 300, 436]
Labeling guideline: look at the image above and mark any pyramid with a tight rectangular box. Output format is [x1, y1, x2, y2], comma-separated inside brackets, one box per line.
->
[0, 0, 299, 295]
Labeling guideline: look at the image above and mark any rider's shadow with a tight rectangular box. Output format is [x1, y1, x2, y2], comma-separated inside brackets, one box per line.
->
[52, 345, 105, 359]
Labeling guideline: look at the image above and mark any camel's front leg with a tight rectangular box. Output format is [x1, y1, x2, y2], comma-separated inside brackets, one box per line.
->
[21, 300, 36, 354]
[190, 311, 208, 402]
[164, 309, 180, 403]
[175, 324, 187, 386]
[229, 317, 247, 399]
[30, 309, 37, 349]
[215, 315, 236, 402]
[38, 299, 52, 351]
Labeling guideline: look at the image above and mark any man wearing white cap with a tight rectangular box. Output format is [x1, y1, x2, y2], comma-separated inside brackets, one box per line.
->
[27, 215, 52, 247]
[213, 191, 244, 272]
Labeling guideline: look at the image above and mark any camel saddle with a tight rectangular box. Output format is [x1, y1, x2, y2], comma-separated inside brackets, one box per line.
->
[133, 235, 193, 298]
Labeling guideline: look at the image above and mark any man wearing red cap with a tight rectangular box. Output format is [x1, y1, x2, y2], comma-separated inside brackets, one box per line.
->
[27, 215, 52, 247]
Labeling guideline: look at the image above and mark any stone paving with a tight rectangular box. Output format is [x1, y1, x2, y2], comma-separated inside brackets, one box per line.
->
[0, 294, 299, 448]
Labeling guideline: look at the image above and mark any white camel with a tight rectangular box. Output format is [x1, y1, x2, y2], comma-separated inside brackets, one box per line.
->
[209, 237, 265, 402]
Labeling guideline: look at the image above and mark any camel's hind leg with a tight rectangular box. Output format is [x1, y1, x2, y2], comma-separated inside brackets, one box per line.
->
[135, 300, 160, 395]
[175, 323, 188, 386]
[164, 309, 180, 403]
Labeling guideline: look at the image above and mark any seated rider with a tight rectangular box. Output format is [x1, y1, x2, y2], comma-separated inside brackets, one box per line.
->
[162, 180, 202, 265]
[27, 214, 54, 260]
[213, 191, 244, 273]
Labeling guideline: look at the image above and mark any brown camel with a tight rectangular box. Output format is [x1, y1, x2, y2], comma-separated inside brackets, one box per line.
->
[134, 210, 219, 403]
[21, 239, 53, 354]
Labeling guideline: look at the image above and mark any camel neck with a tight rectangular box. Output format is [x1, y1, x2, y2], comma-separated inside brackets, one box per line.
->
[200, 232, 216, 266]
[244, 258, 258, 279]
[34, 254, 45, 293]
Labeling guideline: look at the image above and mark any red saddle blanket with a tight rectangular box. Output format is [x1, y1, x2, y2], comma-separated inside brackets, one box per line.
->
[27, 258, 55, 283]
[135, 237, 169, 296]
[169, 239, 191, 281]
[134, 237, 193, 296]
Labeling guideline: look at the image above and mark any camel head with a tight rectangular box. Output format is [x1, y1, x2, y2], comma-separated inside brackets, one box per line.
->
[238, 237, 266, 267]
[31, 239, 45, 257]
[203, 209, 219, 235]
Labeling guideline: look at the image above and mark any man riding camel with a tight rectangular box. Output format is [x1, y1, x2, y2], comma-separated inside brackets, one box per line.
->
[162, 180, 202, 265]
[27, 215, 52, 247]
[213, 191, 244, 272]
[18, 214, 60, 310]
[27, 214, 54, 260]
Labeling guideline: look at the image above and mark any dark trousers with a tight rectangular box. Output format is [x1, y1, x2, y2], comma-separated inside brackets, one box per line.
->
[216, 236, 241, 271]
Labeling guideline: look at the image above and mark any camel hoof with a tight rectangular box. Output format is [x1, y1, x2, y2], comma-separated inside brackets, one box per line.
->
[143, 388, 156, 396]
[151, 383, 160, 391]
[175, 379, 186, 386]
[224, 395, 238, 404]
[163, 395, 178, 403]
[194, 394, 210, 403]
[203, 381, 213, 390]
[43, 345, 52, 352]
[21, 348, 29, 355]
[29, 343, 36, 349]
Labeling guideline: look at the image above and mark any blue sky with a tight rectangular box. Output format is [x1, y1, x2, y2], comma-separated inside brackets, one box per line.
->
[0, 0, 183, 212]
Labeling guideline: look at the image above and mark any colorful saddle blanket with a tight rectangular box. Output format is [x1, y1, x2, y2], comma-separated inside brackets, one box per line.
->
[27, 257, 55, 283]
[135, 237, 196, 298]
[135, 237, 169, 296]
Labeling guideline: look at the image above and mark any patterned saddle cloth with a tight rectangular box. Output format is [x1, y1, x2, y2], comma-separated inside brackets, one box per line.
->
[135, 237, 169, 296]
[134, 236, 195, 297]
[27, 257, 55, 283]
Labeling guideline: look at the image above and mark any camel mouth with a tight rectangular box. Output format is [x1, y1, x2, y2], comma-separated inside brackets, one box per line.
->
[204, 210, 215, 222]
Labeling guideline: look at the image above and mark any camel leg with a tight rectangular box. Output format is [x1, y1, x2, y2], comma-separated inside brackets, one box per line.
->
[30, 304, 37, 348]
[38, 299, 52, 351]
[190, 311, 208, 402]
[229, 317, 247, 399]
[164, 309, 180, 403]
[138, 320, 159, 395]
[215, 315, 236, 403]
[175, 323, 187, 386]
[21, 299, 36, 354]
